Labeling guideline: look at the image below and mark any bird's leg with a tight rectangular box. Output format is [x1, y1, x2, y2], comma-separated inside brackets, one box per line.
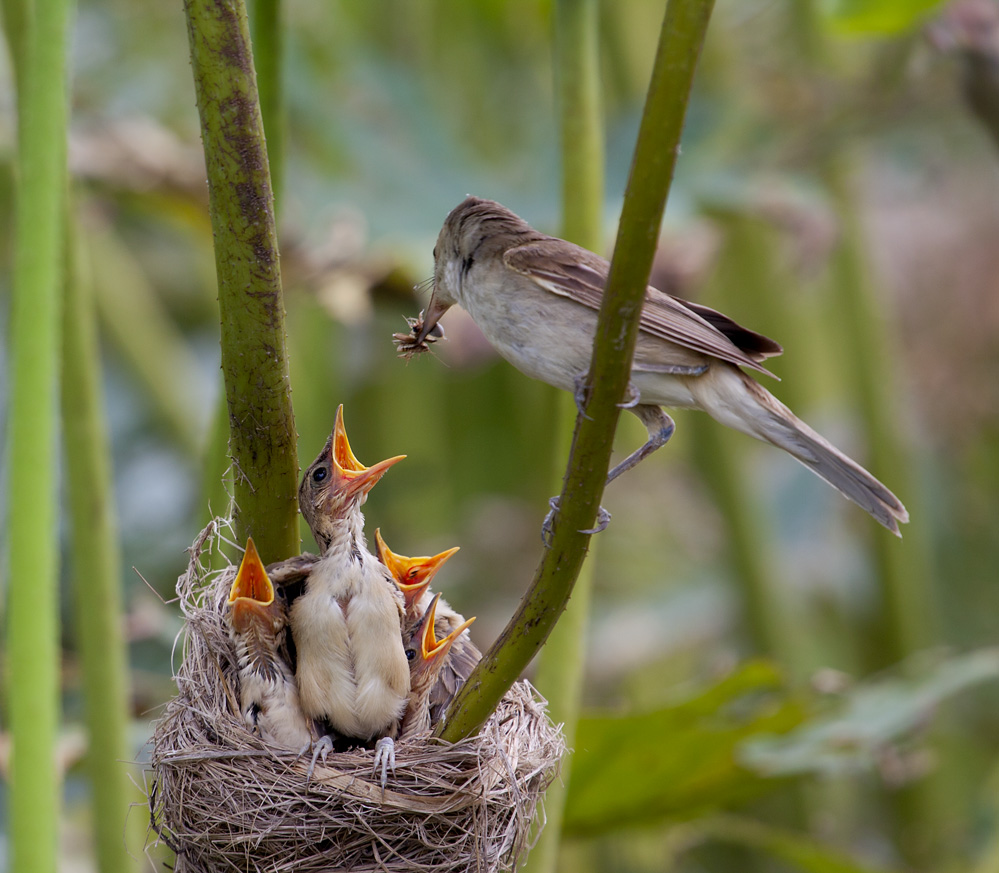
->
[373, 736, 396, 789]
[543, 388, 663, 544]
[305, 735, 335, 783]
[606, 404, 675, 484]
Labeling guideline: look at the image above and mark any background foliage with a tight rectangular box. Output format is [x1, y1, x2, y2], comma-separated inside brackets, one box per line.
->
[3, 0, 999, 871]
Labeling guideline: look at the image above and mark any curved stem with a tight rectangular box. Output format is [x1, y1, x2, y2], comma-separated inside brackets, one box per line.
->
[439, 0, 716, 743]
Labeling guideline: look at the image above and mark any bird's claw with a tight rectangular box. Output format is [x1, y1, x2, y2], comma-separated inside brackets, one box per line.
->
[306, 735, 334, 784]
[373, 737, 396, 789]
[542, 497, 611, 542]
[541, 496, 560, 546]
[573, 374, 592, 419]
[579, 506, 612, 535]
[617, 382, 641, 409]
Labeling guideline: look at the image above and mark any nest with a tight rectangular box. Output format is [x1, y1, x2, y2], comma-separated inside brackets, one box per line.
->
[149, 521, 566, 873]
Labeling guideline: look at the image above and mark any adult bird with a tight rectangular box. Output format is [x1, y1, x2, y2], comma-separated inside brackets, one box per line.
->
[400, 593, 476, 739]
[374, 529, 480, 724]
[290, 405, 410, 783]
[408, 196, 909, 535]
[226, 537, 316, 751]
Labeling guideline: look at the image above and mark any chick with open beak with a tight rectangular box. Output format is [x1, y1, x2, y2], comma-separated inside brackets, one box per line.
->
[290, 405, 410, 785]
[375, 529, 481, 725]
[227, 537, 316, 751]
[400, 593, 477, 740]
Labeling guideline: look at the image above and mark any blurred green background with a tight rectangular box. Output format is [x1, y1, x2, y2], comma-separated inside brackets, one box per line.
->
[3, 0, 999, 871]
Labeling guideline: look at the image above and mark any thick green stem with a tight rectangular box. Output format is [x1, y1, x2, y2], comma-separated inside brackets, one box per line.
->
[526, 2, 604, 870]
[5, 0, 71, 869]
[62, 214, 144, 873]
[439, 0, 716, 743]
[248, 0, 284, 208]
[183, 0, 299, 561]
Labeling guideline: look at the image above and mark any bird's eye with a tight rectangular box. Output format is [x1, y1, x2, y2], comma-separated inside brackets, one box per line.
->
[405, 648, 416, 662]
[312, 466, 328, 483]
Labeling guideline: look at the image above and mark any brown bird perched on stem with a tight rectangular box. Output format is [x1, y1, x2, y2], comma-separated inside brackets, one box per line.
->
[291, 406, 410, 784]
[403, 196, 908, 535]
[400, 593, 476, 739]
[226, 537, 316, 751]
[374, 529, 481, 724]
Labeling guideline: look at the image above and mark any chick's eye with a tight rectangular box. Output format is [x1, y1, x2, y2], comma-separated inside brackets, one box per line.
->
[405, 648, 416, 662]
[312, 466, 328, 483]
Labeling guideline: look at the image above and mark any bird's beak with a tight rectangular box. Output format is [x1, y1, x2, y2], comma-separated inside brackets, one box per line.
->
[414, 293, 452, 344]
[331, 404, 405, 498]
[228, 537, 275, 606]
[375, 529, 459, 610]
[416, 593, 476, 664]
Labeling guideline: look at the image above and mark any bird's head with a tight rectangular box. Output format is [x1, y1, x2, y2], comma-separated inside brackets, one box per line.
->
[298, 405, 405, 551]
[375, 528, 459, 617]
[227, 537, 283, 637]
[405, 592, 476, 691]
[415, 195, 535, 344]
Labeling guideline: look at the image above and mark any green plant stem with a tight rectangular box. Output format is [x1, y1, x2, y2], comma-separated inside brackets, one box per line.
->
[5, 0, 72, 869]
[526, 2, 604, 870]
[0, 0, 27, 97]
[62, 213, 144, 873]
[439, 0, 716, 743]
[248, 0, 284, 208]
[824, 159, 948, 865]
[555, 0, 603, 254]
[184, 0, 299, 561]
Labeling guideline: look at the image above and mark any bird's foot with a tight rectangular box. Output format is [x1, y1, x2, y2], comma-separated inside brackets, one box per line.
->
[305, 735, 334, 784]
[542, 497, 560, 546]
[373, 737, 396, 789]
[579, 506, 612, 535]
[543, 496, 611, 544]
[617, 381, 641, 409]
[573, 374, 592, 419]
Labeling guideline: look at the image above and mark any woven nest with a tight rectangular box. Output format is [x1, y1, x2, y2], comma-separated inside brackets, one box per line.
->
[149, 521, 566, 873]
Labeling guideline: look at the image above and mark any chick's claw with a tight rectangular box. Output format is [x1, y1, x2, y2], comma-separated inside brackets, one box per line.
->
[373, 736, 397, 789]
[305, 735, 334, 784]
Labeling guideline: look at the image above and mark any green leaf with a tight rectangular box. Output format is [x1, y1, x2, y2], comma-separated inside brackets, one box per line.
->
[741, 648, 999, 777]
[821, 0, 948, 35]
[562, 661, 807, 834]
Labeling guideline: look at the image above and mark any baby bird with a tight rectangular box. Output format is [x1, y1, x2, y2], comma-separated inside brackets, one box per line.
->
[374, 529, 481, 725]
[290, 405, 410, 783]
[226, 537, 316, 751]
[400, 593, 476, 739]
[374, 528, 459, 624]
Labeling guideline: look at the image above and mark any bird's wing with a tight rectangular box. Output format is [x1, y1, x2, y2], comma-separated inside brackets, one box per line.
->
[504, 240, 780, 377]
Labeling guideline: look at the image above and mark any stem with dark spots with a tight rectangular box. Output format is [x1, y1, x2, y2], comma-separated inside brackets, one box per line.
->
[183, 0, 299, 561]
[438, 0, 716, 743]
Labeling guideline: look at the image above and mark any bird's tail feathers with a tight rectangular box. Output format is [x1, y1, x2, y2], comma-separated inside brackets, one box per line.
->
[693, 368, 909, 535]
